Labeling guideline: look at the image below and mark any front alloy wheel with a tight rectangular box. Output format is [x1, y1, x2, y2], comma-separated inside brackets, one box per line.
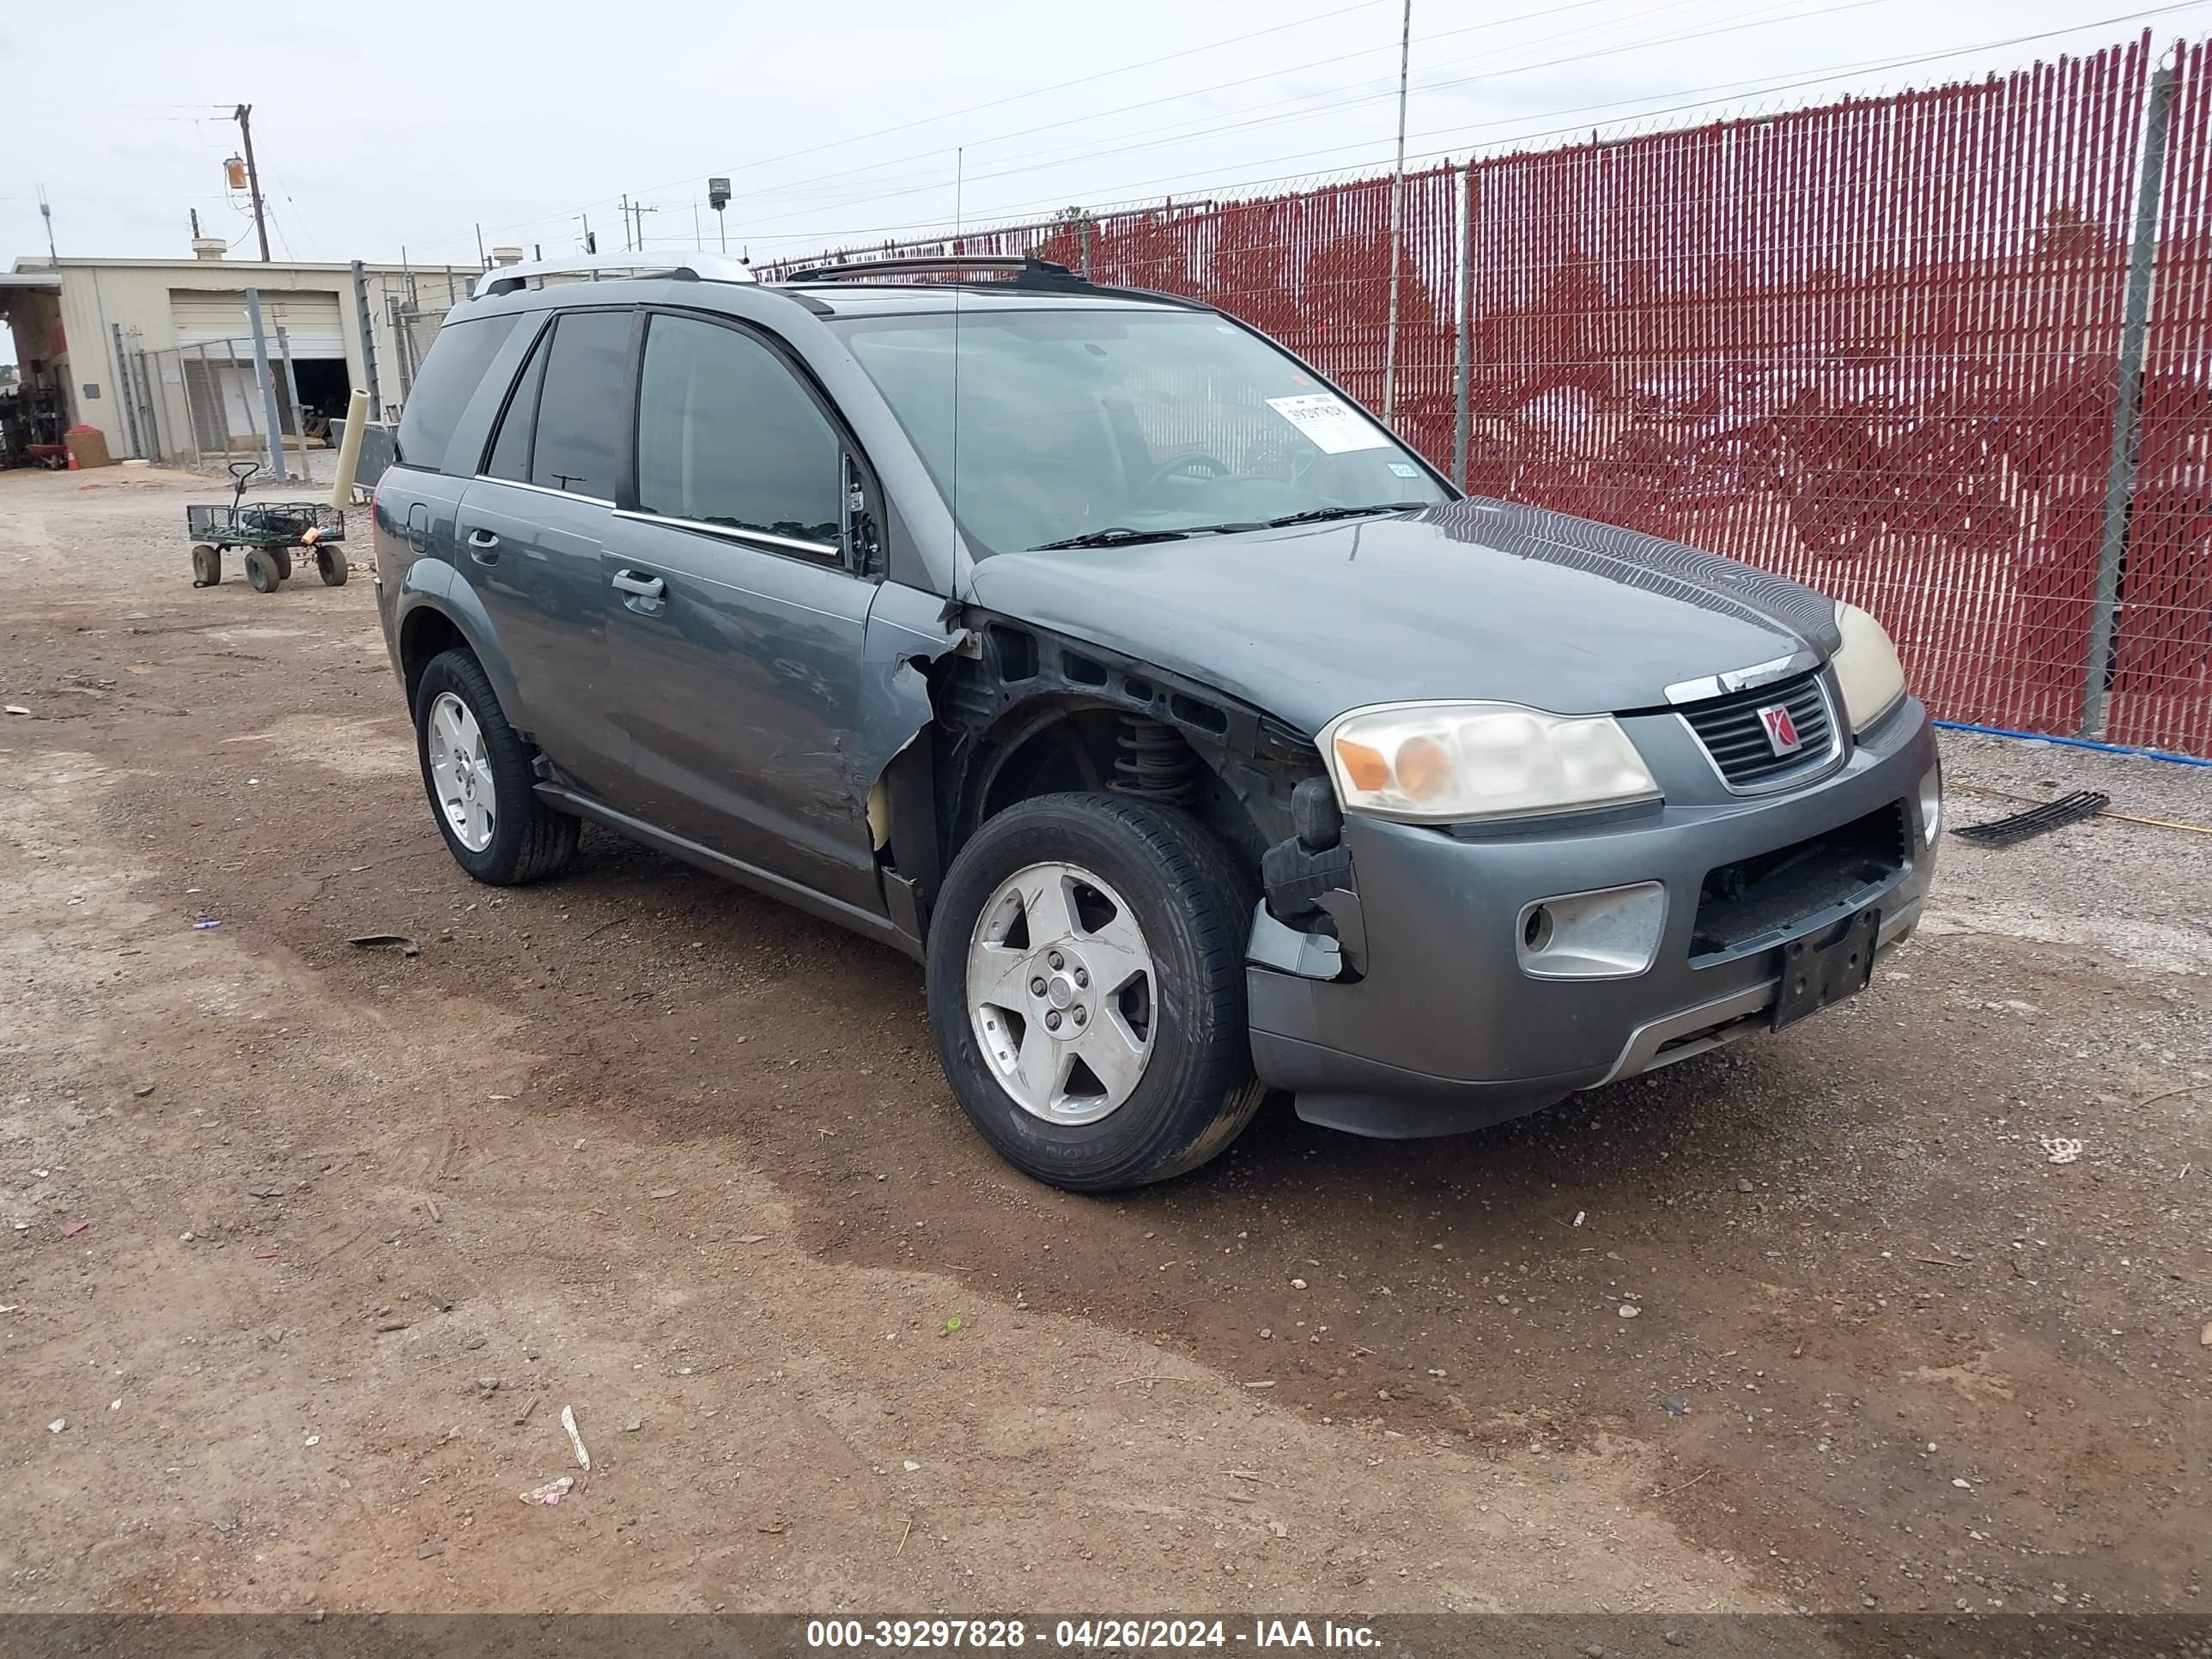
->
[926, 792, 1265, 1191]
[967, 861, 1156, 1126]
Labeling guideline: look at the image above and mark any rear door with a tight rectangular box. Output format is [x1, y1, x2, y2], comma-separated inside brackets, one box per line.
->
[456, 307, 639, 799]
[603, 309, 883, 913]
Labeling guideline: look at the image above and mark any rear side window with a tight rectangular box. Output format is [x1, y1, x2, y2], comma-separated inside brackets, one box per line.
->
[483, 327, 549, 483]
[530, 311, 633, 499]
[635, 313, 842, 546]
[393, 313, 520, 472]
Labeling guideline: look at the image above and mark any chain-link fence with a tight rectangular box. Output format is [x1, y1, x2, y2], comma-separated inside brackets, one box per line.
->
[768, 31, 2212, 757]
[127, 337, 321, 471]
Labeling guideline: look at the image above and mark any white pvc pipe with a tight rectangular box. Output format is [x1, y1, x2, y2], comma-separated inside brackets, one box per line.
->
[328, 387, 370, 511]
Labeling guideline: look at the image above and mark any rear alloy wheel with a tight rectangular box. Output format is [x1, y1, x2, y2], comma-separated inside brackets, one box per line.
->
[927, 793, 1264, 1191]
[412, 647, 579, 885]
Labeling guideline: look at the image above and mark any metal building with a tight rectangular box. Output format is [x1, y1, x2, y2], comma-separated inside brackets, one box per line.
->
[0, 240, 483, 469]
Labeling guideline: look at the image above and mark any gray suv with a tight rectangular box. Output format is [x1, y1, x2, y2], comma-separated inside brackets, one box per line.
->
[372, 252, 1941, 1191]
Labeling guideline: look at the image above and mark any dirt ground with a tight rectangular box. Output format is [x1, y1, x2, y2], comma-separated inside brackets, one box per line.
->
[2, 465, 2207, 1620]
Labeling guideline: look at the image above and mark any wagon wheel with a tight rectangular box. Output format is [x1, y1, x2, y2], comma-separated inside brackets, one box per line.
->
[316, 546, 350, 586]
[191, 544, 222, 587]
[244, 548, 283, 593]
[272, 545, 294, 581]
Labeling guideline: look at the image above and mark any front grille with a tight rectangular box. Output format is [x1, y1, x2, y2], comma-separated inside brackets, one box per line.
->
[1679, 671, 1836, 789]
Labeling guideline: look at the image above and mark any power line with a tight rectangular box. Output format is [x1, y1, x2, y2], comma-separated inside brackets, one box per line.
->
[731, 0, 1913, 237]
[400, 0, 1395, 256]
[738, 4, 2203, 248]
[730, 0, 1736, 215]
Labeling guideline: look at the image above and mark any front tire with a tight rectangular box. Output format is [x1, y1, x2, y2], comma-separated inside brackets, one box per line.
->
[927, 793, 1264, 1191]
[412, 648, 579, 885]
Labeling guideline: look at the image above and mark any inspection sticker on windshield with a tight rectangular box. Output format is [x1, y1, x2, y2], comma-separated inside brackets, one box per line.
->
[1265, 393, 1392, 454]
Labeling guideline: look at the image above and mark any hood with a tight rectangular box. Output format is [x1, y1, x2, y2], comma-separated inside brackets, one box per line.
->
[964, 497, 1844, 737]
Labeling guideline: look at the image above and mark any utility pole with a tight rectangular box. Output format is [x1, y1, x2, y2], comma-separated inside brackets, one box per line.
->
[619, 194, 632, 251]
[1381, 0, 1412, 428]
[475, 223, 488, 271]
[580, 214, 596, 255]
[623, 198, 658, 251]
[234, 104, 271, 262]
[37, 185, 58, 263]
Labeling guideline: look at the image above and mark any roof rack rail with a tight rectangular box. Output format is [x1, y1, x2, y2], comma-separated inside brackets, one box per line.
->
[779, 254, 1089, 290]
[471, 250, 757, 300]
[776, 254, 1214, 311]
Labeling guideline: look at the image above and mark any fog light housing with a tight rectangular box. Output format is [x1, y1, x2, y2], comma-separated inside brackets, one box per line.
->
[1516, 881, 1666, 979]
[1918, 762, 1942, 846]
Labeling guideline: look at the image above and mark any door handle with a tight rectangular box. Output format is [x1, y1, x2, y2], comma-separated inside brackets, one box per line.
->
[611, 569, 666, 600]
[466, 528, 500, 562]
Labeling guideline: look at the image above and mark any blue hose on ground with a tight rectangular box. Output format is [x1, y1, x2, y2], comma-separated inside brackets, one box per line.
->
[1931, 720, 2212, 769]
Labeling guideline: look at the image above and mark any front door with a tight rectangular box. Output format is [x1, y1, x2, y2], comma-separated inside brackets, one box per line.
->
[605, 310, 883, 915]
[455, 307, 638, 799]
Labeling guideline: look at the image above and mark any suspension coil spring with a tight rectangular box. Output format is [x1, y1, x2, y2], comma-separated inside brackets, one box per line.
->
[1110, 714, 1198, 805]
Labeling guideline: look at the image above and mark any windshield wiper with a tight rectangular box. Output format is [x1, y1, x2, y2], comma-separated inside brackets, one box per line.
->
[1262, 501, 1428, 528]
[1030, 526, 1193, 550]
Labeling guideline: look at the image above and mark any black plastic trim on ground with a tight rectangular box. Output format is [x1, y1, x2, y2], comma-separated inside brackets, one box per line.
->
[1952, 790, 2111, 847]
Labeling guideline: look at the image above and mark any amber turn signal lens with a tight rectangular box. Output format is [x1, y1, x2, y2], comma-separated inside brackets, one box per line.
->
[1334, 737, 1390, 793]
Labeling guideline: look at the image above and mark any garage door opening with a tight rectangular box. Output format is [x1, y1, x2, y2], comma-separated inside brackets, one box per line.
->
[287, 357, 352, 440]
[166, 287, 350, 455]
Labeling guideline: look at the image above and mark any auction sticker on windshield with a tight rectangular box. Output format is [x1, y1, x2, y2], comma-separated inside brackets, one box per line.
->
[1265, 392, 1392, 454]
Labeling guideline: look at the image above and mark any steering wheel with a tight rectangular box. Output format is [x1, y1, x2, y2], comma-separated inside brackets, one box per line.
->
[1133, 453, 1233, 501]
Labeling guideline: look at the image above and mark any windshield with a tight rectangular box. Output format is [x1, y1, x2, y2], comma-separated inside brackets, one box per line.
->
[834, 307, 1449, 555]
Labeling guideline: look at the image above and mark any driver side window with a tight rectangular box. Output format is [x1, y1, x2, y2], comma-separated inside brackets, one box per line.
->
[635, 314, 842, 552]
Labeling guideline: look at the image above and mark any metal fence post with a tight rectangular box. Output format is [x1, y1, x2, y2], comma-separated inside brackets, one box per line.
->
[351, 259, 383, 414]
[1452, 165, 1474, 491]
[109, 324, 143, 459]
[192, 342, 216, 465]
[276, 325, 308, 477]
[244, 289, 289, 483]
[2081, 61, 2178, 740]
[131, 348, 161, 463]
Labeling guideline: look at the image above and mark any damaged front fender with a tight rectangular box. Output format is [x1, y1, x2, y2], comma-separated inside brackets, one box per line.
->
[858, 581, 967, 955]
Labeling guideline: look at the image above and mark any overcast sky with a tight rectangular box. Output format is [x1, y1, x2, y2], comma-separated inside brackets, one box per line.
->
[4, 0, 2209, 288]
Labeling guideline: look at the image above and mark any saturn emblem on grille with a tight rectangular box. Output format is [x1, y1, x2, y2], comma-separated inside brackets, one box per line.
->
[1759, 703, 1803, 757]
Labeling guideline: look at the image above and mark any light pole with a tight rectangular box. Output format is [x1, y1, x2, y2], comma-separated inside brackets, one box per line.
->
[708, 177, 731, 253]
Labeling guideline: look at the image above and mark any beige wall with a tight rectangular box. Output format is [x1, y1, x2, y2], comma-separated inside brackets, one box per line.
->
[46, 259, 438, 461]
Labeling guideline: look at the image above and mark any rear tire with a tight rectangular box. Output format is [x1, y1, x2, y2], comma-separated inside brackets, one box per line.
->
[412, 647, 579, 885]
[191, 544, 221, 587]
[315, 546, 349, 586]
[244, 548, 281, 592]
[926, 793, 1263, 1191]
[272, 545, 294, 581]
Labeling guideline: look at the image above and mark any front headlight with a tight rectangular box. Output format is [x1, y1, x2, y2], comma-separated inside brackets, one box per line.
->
[1322, 702, 1661, 824]
[1831, 602, 1908, 732]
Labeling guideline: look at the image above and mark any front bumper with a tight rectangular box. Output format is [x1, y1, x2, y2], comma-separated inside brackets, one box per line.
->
[1247, 696, 1939, 1137]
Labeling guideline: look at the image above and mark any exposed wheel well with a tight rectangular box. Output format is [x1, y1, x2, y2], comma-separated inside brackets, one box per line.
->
[398, 608, 468, 709]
